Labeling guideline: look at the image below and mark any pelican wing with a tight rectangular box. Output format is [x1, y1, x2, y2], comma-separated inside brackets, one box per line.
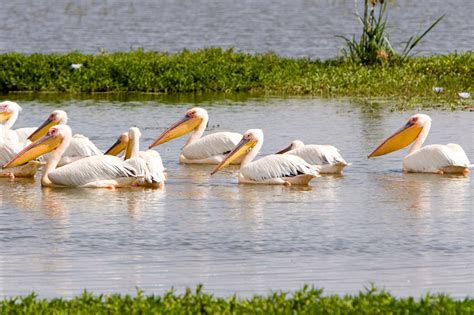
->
[64, 134, 102, 157]
[403, 144, 471, 173]
[139, 150, 166, 183]
[0, 141, 22, 164]
[14, 127, 37, 142]
[289, 145, 347, 165]
[48, 155, 139, 187]
[124, 156, 152, 184]
[241, 154, 320, 181]
[182, 132, 242, 159]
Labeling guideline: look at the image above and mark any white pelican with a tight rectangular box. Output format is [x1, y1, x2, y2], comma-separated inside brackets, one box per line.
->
[0, 101, 37, 144]
[3, 125, 145, 188]
[148, 107, 242, 164]
[211, 129, 320, 185]
[276, 140, 349, 174]
[28, 110, 102, 166]
[368, 114, 471, 174]
[0, 101, 41, 177]
[105, 127, 166, 188]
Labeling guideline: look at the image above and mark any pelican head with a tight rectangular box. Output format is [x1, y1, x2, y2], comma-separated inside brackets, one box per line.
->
[125, 127, 141, 159]
[104, 132, 129, 156]
[276, 140, 305, 154]
[368, 114, 430, 158]
[0, 101, 22, 123]
[211, 129, 262, 175]
[3, 125, 71, 169]
[148, 107, 208, 149]
[28, 110, 68, 142]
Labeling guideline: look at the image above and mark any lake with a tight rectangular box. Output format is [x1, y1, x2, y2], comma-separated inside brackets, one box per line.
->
[1, 0, 472, 59]
[0, 95, 472, 298]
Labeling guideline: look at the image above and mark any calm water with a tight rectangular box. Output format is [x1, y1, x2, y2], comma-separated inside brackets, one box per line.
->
[1, 0, 472, 58]
[0, 96, 472, 298]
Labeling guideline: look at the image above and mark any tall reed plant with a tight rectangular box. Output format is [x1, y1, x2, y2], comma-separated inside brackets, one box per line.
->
[339, 0, 444, 65]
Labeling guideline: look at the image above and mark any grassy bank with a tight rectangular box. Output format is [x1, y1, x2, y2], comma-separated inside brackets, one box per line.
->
[1, 286, 473, 314]
[0, 48, 472, 108]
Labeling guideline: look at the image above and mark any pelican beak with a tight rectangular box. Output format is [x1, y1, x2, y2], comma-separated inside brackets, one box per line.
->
[104, 136, 128, 156]
[368, 120, 423, 158]
[3, 132, 62, 168]
[211, 137, 257, 175]
[0, 111, 12, 122]
[275, 143, 293, 154]
[28, 118, 58, 142]
[124, 137, 135, 160]
[148, 115, 202, 149]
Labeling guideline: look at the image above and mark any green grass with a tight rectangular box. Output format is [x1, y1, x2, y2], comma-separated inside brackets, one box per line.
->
[0, 48, 472, 109]
[1, 285, 473, 314]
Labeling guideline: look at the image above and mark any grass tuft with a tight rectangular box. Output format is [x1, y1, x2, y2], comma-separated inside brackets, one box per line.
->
[339, 0, 444, 65]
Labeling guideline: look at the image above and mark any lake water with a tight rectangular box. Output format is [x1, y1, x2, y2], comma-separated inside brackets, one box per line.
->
[1, 0, 472, 59]
[0, 96, 472, 298]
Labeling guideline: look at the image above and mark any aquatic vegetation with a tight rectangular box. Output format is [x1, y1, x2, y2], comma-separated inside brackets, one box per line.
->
[339, 0, 444, 65]
[0, 49, 472, 108]
[1, 285, 472, 314]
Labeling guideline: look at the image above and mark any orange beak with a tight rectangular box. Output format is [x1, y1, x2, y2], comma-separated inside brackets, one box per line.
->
[28, 117, 58, 142]
[3, 132, 61, 168]
[211, 137, 257, 175]
[148, 115, 202, 149]
[368, 120, 423, 158]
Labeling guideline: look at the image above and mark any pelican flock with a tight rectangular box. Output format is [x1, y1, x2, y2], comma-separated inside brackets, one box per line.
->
[0, 101, 41, 177]
[28, 110, 102, 166]
[211, 129, 320, 185]
[105, 127, 166, 188]
[4, 125, 147, 188]
[1, 102, 472, 189]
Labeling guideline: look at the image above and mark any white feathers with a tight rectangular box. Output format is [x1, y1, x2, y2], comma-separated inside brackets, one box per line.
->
[0, 140, 22, 165]
[65, 134, 103, 157]
[43, 134, 103, 167]
[403, 144, 471, 173]
[182, 132, 242, 160]
[288, 145, 348, 166]
[14, 127, 37, 142]
[48, 155, 140, 187]
[241, 154, 320, 182]
[138, 150, 166, 184]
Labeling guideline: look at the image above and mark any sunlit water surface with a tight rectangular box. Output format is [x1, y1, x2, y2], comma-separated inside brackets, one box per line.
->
[0, 96, 473, 298]
[1, 0, 473, 58]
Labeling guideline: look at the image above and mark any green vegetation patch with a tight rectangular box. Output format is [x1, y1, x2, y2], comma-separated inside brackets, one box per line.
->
[1, 285, 473, 314]
[0, 49, 472, 108]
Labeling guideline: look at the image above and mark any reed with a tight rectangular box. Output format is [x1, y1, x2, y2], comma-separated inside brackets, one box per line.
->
[339, 0, 444, 65]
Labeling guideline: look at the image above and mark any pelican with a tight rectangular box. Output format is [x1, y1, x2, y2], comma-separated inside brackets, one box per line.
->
[148, 107, 242, 164]
[28, 110, 102, 166]
[276, 140, 349, 174]
[368, 114, 471, 174]
[0, 101, 37, 144]
[0, 101, 41, 177]
[3, 125, 145, 188]
[105, 127, 166, 188]
[211, 129, 320, 185]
